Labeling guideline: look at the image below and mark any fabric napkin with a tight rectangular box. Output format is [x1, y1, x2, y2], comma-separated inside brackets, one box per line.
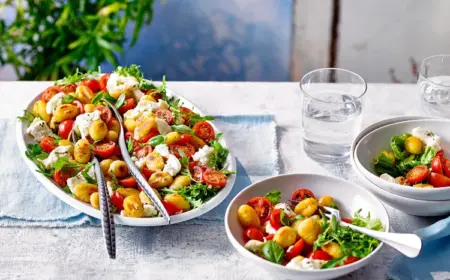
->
[387, 216, 450, 280]
[0, 115, 279, 227]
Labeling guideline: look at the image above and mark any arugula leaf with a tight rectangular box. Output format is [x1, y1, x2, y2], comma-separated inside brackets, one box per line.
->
[115, 93, 126, 108]
[390, 133, 411, 160]
[352, 209, 384, 231]
[321, 256, 346, 269]
[55, 68, 101, 86]
[63, 186, 72, 194]
[126, 138, 134, 154]
[207, 138, 229, 170]
[91, 91, 105, 105]
[419, 146, 436, 165]
[261, 241, 285, 264]
[17, 110, 35, 123]
[159, 183, 219, 209]
[279, 209, 291, 226]
[189, 113, 215, 125]
[52, 156, 86, 172]
[264, 190, 281, 204]
[25, 144, 52, 177]
[62, 94, 76, 104]
[115, 64, 144, 80]
[373, 150, 400, 177]
[81, 163, 96, 184]
[171, 125, 194, 134]
[221, 170, 236, 175]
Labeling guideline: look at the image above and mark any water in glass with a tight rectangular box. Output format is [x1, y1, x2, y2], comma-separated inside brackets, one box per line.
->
[419, 75, 450, 117]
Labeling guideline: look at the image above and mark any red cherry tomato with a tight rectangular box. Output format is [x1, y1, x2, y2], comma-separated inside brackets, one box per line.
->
[245, 228, 264, 242]
[138, 128, 159, 144]
[118, 177, 137, 188]
[93, 141, 116, 158]
[136, 146, 153, 158]
[53, 169, 75, 187]
[118, 98, 136, 114]
[99, 73, 110, 92]
[265, 234, 274, 241]
[81, 79, 100, 93]
[342, 218, 353, 224]
[431, 155, 444, 174]
[41, 86, 61, 102]
[72, 100, 84, 114]
[269, 209, 283, 230]
[155, 109, 174, 125]
[61, 83, 77, 94]
[285, 239, 305, 261]
[437, 150, 445, 157]
[308, 250, 333, 261]
[203, 170, 227, 187]
[112, 145, 121, 156]
[291, 188, 315, 201]
[428, 172, 450, 187]
[110, 191, 124, 211]
[169, 143, 195, 158]
[180, 107, 194, 124]
[247, 197, 273, 222]
[142, 166, 154, 179]
[40, 136, 58, 153]
[192, 165, 205, 182]
[178, 133, 192, 145]
[58, 120, 74, 139]
[193, 121, 215, 143]
[406, 165, 429, 183]
[343, 256, 359, 265]
[443, 159, 450, 178]
[162, 200, 183, 215]
[95, 105, 112, 124]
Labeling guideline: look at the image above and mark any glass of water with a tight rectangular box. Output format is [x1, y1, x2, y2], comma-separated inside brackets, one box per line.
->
[418, 55, 450, 117]
[300, 68, 367, 163]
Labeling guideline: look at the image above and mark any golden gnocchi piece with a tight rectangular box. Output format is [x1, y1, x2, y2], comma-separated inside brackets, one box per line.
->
[106, 130, 119, 142]
[294, 197, 318, 217]
[88, 119, 108, 141]
[134, 116, 156, 140]
[123, 195, 144, 218]
[318, 195, 334, 207]
[108, 160, 129, 178]
[139, 189, 162, 205]
[169, 175, 191, 190]
[237, 204, 260, 228]
[74, 139, 91, 164]
[74, 183, 98, 203]
[75, 84, 95, 104]
[141, 95, 157, 102]
[164, 132, 181, 145]
[124, 118, 137, 132]
[107, 118, 121, 134]
[145, 151, 165, 172]
[53, 104, 79, 122]
[274, 226, 297, 248]
[84, 103, 96, 113]
[90, 192, 100, 209]
[148, 171, 173, 188]
[33, 100, 50, 123]
[100, 159, 113, 174]
[297, 217, 321, 245]
[117, 187, 140, 197]
[321, 241, 343, 258]
[164, 194, 190, 211]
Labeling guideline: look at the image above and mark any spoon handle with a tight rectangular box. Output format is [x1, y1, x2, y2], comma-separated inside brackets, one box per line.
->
[344, 222, 422, 258]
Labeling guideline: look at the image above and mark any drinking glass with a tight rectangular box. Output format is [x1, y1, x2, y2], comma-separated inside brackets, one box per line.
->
[300, 68, 367, 163]
[418, 55, 450, 117]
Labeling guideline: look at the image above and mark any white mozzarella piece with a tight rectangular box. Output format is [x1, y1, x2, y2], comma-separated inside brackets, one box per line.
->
[40, 145, 71, 169]
[286, 257, 327, 270]
[74, 110, 101, 139]
[411, 127, 442, 151]
[156, 117, 172, 135]
[192, 145, 214, 165]
[106, 73, 139, 96]
[163, 154, 181, 176]
[244, 240, 264, 254]
[26, 117, 53, 141]
[46, 92, 65, 114]
[143, 204, 158, 217]
[154, 144, 170, 157]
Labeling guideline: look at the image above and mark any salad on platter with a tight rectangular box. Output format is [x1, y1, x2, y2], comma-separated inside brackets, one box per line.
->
[373, 127, 450, 188]
[236, 188, 383, 270]
[19, 65, 233, 218]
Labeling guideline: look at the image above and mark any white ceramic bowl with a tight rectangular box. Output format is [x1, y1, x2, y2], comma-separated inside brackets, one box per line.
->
[355, 119, 450, 201]
[225, 173, 389, 280]
[17, 87, 236, 226]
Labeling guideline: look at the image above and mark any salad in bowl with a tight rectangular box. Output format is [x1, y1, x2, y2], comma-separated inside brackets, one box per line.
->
[236, 188, 383, 270]
[18, 65, 235, 223]
[373, 127, 450, 188]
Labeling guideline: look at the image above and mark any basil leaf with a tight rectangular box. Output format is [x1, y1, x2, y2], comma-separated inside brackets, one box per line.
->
[390, 133, 411, 160]
[91, 91, 105, 105]
[280, 209, 291, 226]
[115, 93, 126, 108]
[264, 190, 281, 204]
[171, 125, 194, 134]
[126, 138, 134, 154]
[103, 94, 117, 103]
[81, 163, 96, 184]
[261, 241, 285, 264]
[17, 110, 36, 123]
[293, 215, 304, 222]
[321, 256, 346, 269]
[189, 114, 215, 125]
[63, 186, 72, 194]
[147, 135, 165, 147]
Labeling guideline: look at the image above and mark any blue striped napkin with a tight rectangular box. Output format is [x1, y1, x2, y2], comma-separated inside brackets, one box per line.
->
[0, 115, 279, 227]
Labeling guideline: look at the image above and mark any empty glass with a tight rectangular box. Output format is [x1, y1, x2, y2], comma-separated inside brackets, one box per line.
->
[418, 55, 450, 117]
[300, 68, 367, 163]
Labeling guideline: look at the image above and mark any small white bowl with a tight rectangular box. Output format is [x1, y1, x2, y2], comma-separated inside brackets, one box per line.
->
[355, 119, 450, 201]
[225, 173, 389, 280]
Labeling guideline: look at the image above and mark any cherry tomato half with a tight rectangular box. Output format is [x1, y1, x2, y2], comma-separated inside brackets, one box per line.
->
[247, 197, 273, 222]
[178, 133, 192, 145]
[58, 119, 74, 139]
[343, 256, 359, 266]
[53, 169, 75, 187]
[431, 155, 444, 174]
[147, 89, 163, 101]
[406, 165, 429, 183]
[285, 239, 305, 261]
[265, 234, 274, 241]
[81, 79, 100, 93]
[428, 172, 450, 188]
[40, 136, 58, 153]
[308, 250, 333, 261]
[110, 191, 124, 211]
[203, 170, 227, 187]
[342, 218, 353, 224]
[99, 73, 110, 92]
[118, 98, 136, 114]
[192, 165, 205, 182]
[155, 109, 174, 125]
[162, 200, 183, 215]
[291, 188, 315, 201]
[41, 86, 61, 102]
[118, 177, 137, 188]
[169, 143, 195, 158]
[193, 121, 215, 143]
[142, 166, 154, 179]
[443, 159, 450, 178]
[95, 105, 112, 124]
[269, 209, 283, 230]
[62, 83, 77, 94]
[245, 228, 264, 242]
[93, 141, 116, 158]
